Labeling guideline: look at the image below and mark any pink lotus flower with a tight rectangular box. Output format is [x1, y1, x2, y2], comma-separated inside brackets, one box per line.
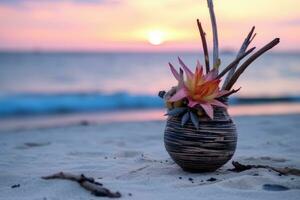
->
[167, 57, 230, 119]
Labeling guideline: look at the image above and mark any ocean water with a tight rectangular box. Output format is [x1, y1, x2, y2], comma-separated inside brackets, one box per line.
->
[0, 52, 299, 117]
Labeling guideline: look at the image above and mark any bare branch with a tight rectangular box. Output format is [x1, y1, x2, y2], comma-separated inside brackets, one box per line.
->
[225, 38, 280, 90]
[249, 33, 257, 44]
[241, 26, 256, 52]
[222, 26, 255, 89]
[207, 0, 219, 69]
[197, 19, 210, 73]
[217, 47, 256, 79]
[219, 87, 241, 98]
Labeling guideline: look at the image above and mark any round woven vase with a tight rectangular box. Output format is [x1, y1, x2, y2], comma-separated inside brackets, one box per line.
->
[164, 106, 237, 172]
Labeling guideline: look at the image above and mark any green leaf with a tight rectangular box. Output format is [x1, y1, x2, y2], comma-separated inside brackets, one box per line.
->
[190, 111, 199, 129]
[181, 112, 190, 126]
[165, 107, 187, 116]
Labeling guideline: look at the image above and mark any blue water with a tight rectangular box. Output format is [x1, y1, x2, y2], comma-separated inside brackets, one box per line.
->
[0, 52, 299, 117]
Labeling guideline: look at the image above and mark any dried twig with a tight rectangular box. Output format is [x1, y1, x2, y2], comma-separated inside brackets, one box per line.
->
[222, 26, 256, 89]
[219, 87, 241, 98]
[230, 161, 300, 176]
[225, 38, 280, 90]
[249, 33, 257, 44]
[207, 0, 219, 69]
[42, 172, 121, 198]
[216, 47, 256, 79]
[197, 19, 210, 73]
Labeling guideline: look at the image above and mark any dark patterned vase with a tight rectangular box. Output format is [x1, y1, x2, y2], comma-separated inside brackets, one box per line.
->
[164, 106, 237, 172]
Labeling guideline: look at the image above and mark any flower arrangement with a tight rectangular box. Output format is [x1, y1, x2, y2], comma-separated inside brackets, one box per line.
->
[159, 1, 280, 128]
[160, 59, 232, 128]
[160, 0, 280, 173]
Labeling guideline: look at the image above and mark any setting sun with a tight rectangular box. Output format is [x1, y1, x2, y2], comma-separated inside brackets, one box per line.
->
[147, 30, 165, 45]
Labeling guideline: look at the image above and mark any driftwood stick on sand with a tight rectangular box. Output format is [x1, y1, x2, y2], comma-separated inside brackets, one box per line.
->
[222, 26, 256, 89]
[197, 19, 210, 73]
[225, 38, 280, 90]
[207, 0, 219, 69]
[42, 172, 121, 198]
[230, 161, 300, 176]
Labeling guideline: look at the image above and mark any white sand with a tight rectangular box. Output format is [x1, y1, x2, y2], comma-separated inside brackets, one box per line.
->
[0, 114, 300, 199]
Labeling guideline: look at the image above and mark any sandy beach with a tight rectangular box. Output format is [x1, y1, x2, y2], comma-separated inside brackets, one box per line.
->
[1, 0, 300, 199]
[0, 114, 299, 199]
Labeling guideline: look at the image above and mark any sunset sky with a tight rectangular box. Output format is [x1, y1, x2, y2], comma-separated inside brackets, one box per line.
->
[0, 0, 299, 52]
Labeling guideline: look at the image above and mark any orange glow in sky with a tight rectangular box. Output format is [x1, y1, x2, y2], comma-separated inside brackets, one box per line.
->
[0, 0, 299, 51]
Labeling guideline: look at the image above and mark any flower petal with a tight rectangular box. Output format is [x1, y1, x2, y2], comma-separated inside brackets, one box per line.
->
[169, 62, 180, 81]
[200, 103, 214, 119]
[205, 68, 218, 81]
[178, 56, 193, 79]
[178, 68, 184, 88]
[196, 60, 203, 73]
[194, 61, 204, 88]
[188, 98, 198, 107]
[210, 99, 228, 108]
[169, 88, 187, 102]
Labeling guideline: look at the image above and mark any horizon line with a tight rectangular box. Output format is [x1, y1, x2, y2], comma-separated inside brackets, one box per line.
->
[1, 49, 300, 54]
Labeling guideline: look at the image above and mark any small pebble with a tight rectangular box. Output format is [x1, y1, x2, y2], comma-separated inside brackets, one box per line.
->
[104, 156, 108, 159]
[206, 177, 217, 182]
[128, 193, 132, 196]
[11, 184, 20, 188]
[113, 157, 116, 159]
[178, 177, 182, 179]
[200, 180, 204, 182]
[291, 177, 295, 180]
[188, 178, 193, 181]
[253, 173, 259, 176]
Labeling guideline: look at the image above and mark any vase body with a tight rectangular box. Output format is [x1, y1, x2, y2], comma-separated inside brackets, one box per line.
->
[164, 106, 237, 172]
